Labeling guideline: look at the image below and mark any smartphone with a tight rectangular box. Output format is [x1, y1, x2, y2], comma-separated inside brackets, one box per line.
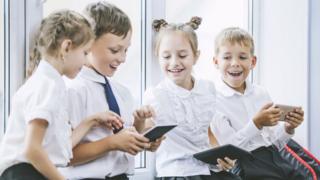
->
[275, 104, 299, 121]
[143, 125, 177, 142]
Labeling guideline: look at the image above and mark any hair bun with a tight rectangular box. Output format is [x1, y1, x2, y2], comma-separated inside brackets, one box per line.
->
[152, 19, 168, 32]
[187, 16, 202, 30]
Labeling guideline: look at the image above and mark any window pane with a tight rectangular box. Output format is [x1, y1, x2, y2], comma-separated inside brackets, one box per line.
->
[43, 0, 144, 168]
[165, 0, 249, 83]
[0, 0, 5, 139]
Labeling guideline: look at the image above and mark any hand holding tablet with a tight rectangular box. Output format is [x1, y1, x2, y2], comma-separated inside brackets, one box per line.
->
[193, 144, 253, 165]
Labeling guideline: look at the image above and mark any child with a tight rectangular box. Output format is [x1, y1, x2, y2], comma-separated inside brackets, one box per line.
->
[211, 27, 305, 180]
[143, 17, 241, 180]
[59, 2, 162, 179]
[0, 10, 123, 180]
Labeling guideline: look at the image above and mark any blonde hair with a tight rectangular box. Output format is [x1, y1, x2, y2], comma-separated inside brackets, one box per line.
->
[28, 10, 94, 77]
[84, 1, 131, 39]
[152, 16, 202, 57]
[214, 27, 254, 56]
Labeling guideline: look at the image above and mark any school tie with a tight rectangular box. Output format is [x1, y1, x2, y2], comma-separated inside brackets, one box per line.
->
[93, 68, 123, 133]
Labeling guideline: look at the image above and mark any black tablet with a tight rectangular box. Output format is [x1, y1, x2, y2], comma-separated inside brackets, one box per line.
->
[193, 144, 253, 165]
[143, 125, 177, 142]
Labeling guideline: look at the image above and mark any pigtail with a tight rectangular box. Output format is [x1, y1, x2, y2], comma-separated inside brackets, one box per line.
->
[186, 16, 202, 30]
[27, 28, 41, 78]
[152, 19, 168, 32]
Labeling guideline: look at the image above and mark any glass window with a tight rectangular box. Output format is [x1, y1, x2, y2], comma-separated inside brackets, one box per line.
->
[165, 0, 249, 83]
[43, 0, 144, 168]
[0, 0, 5, 139]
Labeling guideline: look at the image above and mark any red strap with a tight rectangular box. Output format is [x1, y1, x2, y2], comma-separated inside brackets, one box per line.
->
[285, 145, 317, 180]
[301, 147, 320, 165]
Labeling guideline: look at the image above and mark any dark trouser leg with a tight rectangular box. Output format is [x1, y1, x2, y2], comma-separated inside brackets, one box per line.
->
[239, 146, 305, 180]
[0, 163, 46, 180]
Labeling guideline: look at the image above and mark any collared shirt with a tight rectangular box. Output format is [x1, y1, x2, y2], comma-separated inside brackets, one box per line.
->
[143, 78, 217, 177]
[0, 60, 72, 175]
[59, 66, 134, 179]
[210, 78, 293, 152]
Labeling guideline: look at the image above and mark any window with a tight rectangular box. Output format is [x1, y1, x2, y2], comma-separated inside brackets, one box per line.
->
[0, 0, 5, 139]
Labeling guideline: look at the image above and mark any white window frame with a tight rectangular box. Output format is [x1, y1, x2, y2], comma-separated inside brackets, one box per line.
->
[308, 0, 320, 158]
[1, 0, 27, 139]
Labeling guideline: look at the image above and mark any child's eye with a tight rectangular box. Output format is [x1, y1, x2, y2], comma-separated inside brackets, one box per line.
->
[240, 56, 248, 60]
[179, 55, 187, 59]
[223, 56, 231, 60]
[162, 55, 170, 59]
[84, 51, 88, 56]
[109, 48, 119, 54]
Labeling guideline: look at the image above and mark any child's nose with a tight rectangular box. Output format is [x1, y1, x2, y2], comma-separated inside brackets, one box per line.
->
[118, 52, 126, 63]
[170, 56, 179, 65]
[230, 58, 240, 66]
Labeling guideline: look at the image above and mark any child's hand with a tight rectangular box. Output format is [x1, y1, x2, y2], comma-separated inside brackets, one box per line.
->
[145, 136, 166, 152]
[93, 111, 124, 130]
[133, 105, 155, 122]
[113, 127, 150, 155]
[253, 102, 282, 129]
[284, 107, 304, 134]
[217, 157, 236, 172]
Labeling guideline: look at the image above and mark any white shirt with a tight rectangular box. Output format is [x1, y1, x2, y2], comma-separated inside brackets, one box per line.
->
[210, 79, 293, 152]
[144, 78, 217, 177]
[0, 60, 72, 175]
[59, 66, 134, 179]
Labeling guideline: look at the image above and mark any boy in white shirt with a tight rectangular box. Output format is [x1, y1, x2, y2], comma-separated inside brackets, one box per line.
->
[210, 27, 305, 180]
[59, 2, 162, 179]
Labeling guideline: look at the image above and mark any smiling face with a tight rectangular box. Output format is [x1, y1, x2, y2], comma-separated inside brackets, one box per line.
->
[88, 31, 132, 77]
[214, 42, 256, 93]
[157, 31, 198, 89]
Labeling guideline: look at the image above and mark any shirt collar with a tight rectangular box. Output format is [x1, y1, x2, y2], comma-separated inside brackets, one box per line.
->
[78, 66, 108, 84]
[216, 78, 254, 97]
[163, 77, 206, 98]
[36, 60, 65, 87]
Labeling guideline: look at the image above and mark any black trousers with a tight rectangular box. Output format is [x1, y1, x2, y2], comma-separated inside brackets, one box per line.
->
[157, 171, 242, 180]
[0, 163, 46, 180]
[239, 146, 305, 180]
[81, 174, 128, 180]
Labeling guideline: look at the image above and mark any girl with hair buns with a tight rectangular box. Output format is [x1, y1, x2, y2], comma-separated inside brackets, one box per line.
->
[143, 17, 242, 180]
[0, 10, 122, 180]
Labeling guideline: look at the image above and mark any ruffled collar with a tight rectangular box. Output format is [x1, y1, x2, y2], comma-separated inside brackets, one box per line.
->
[162, 77, 208, 98]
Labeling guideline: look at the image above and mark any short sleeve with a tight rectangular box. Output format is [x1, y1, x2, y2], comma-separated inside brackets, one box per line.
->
[24, 79, 62, 125]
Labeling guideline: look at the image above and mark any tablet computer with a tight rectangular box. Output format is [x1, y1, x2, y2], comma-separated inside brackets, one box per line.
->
[193, 144, 253, 165]
[274, 104, 299, 121]
[143, 125, 177, 142]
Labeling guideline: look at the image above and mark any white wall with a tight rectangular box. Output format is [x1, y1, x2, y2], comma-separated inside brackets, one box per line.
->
[256, 0, 308, 147]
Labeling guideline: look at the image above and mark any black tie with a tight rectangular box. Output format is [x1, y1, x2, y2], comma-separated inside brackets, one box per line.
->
[93, 68, 123, 133]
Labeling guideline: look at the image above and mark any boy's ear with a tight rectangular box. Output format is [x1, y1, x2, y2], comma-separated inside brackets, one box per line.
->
[250, 56, 257, 69]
